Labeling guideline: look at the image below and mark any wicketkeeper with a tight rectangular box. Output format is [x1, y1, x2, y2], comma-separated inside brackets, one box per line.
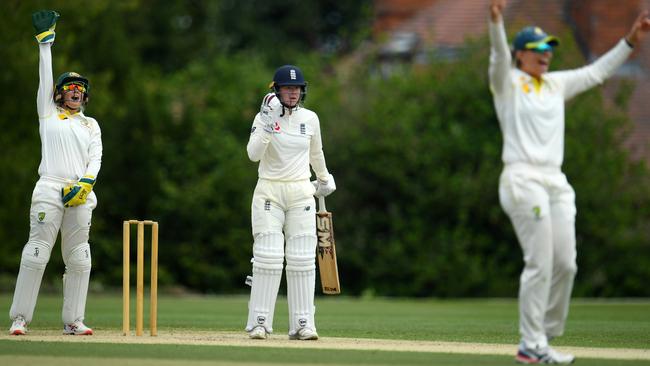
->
[245, 65, 336, 340]
[9, 10, 102, 336]
[489, 0, 650, 363]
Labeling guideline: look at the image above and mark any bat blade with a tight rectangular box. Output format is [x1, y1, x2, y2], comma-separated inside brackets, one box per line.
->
[316, 196, 340, 295]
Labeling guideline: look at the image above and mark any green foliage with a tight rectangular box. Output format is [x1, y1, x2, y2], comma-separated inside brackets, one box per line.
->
[0, 1, 648, 297]
[319, 44, 514, 297]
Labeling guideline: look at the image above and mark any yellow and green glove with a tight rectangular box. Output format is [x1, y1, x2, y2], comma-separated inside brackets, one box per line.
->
[62, 175, 95, 207]
[32, 10, 59, 44]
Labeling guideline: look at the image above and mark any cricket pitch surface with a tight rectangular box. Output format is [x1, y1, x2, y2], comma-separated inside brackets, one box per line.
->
[2, 330, 648, 361]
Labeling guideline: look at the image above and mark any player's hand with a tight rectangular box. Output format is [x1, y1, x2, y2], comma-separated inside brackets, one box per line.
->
[260, 93, 281, 134]
[625, 10, 650, 47]
[61, 175, 95, 207]
[312, 174, 336, 197]
[490, 0, 505, 22]
[32, 10, 59, 44]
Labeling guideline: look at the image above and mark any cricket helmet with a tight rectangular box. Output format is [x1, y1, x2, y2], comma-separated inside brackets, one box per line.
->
[513, 26, 559, 52]
[54, 71, 90, 105]
[269, 65, 307, 106]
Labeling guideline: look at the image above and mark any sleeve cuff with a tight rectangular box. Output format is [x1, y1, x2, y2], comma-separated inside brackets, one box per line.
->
[35, 30, 55, 43]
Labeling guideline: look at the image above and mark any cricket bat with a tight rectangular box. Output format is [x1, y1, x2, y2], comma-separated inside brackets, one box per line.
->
[316, 195, 341, 294]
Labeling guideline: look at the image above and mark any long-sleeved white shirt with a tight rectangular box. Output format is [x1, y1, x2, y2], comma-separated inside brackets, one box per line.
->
[37, 43, 102, 181]
[489, 20, 632, 167]
[247, 105, 329, 181]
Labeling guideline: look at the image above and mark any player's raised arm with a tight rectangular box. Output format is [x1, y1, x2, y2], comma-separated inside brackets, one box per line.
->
[488, 0, 511, 95]
[554, 10, 649, 100]
[33, 10, 59, 118]
[247, 93, 280, 162]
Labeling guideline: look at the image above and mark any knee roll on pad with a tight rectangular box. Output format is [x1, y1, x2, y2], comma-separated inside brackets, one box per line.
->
[65, 243, 92, 271]
[253, 232, 284, 270]
[285, 234, 316, 272]
[21, 241, 51, 268]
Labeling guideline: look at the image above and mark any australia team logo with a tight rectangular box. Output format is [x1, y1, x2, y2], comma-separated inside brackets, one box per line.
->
[37, 212, 46, 223]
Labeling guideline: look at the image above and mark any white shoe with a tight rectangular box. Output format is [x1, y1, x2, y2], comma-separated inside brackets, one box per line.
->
[248, 326, 268, 339]
[547, 348, 575, 364]
[9, 316, 27, 335]
[63, 320, 93, 335]
[289, 327, 318, 340]
[515, 342, 575, 364]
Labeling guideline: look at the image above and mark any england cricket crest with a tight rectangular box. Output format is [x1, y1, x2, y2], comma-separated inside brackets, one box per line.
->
[316, 196, 340, 294]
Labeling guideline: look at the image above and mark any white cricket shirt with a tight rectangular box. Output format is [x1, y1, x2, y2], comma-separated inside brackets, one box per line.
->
[37, 43, 102, 181]
[489, 20, 632, 167]
[247, 105, 329, 181]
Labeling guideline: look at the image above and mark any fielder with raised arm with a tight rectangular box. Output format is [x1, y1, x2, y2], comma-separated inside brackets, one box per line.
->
[489, 0, 650, 363]
[9, 10, 102, 336]
[245, 65, 335, 340]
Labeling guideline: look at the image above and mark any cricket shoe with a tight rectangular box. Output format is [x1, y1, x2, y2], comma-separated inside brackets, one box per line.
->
[63, 320, 93, 335]
[9, 316, 27, 335]
[289, 327, 318, 340]
[248, 326, 268, 340]
[515, 342, 575, 364]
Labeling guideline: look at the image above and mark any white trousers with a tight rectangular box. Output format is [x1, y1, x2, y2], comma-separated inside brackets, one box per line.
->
[499, 164, 577, 349]
[10, 176, 96, 324]
[246, 179, 317, 335]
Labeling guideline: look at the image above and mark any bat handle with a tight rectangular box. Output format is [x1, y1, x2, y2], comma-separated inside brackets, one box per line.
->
[318, 195, 327, 212]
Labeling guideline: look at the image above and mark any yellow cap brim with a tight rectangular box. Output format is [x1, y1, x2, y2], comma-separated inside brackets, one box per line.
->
[525, 36, 559, 50]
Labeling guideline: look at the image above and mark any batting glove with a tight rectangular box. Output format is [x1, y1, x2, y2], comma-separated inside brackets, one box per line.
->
[32, 10, 60, 44]
[260, 93, 281, 134]
[312, 174, 336, 197]
[62, 175, 95, 207]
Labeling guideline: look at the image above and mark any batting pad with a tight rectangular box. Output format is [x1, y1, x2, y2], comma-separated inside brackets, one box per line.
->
[286, 233, 317, 334]
[62, 243, 91, 324]
[246, 232, 284, 333]
[10, 241, 51, 323]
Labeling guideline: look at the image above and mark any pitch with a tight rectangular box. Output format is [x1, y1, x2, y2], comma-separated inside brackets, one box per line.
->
[0, 294, 648, 365]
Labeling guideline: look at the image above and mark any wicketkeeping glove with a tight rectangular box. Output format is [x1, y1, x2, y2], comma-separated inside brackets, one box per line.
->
[312, 174, 336, 197]
[32, 10, 60, 44]
[260, 93, 281, 134]
[62, 175, 95, 207]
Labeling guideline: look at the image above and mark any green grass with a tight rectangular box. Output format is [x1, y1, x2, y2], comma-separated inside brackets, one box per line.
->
[0, 294, 649, 365]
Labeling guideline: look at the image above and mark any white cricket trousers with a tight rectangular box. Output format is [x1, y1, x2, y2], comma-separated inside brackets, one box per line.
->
[498, 163, 577, 349]
[246, 178, 318, 335]
[10, 176, 96, 324]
